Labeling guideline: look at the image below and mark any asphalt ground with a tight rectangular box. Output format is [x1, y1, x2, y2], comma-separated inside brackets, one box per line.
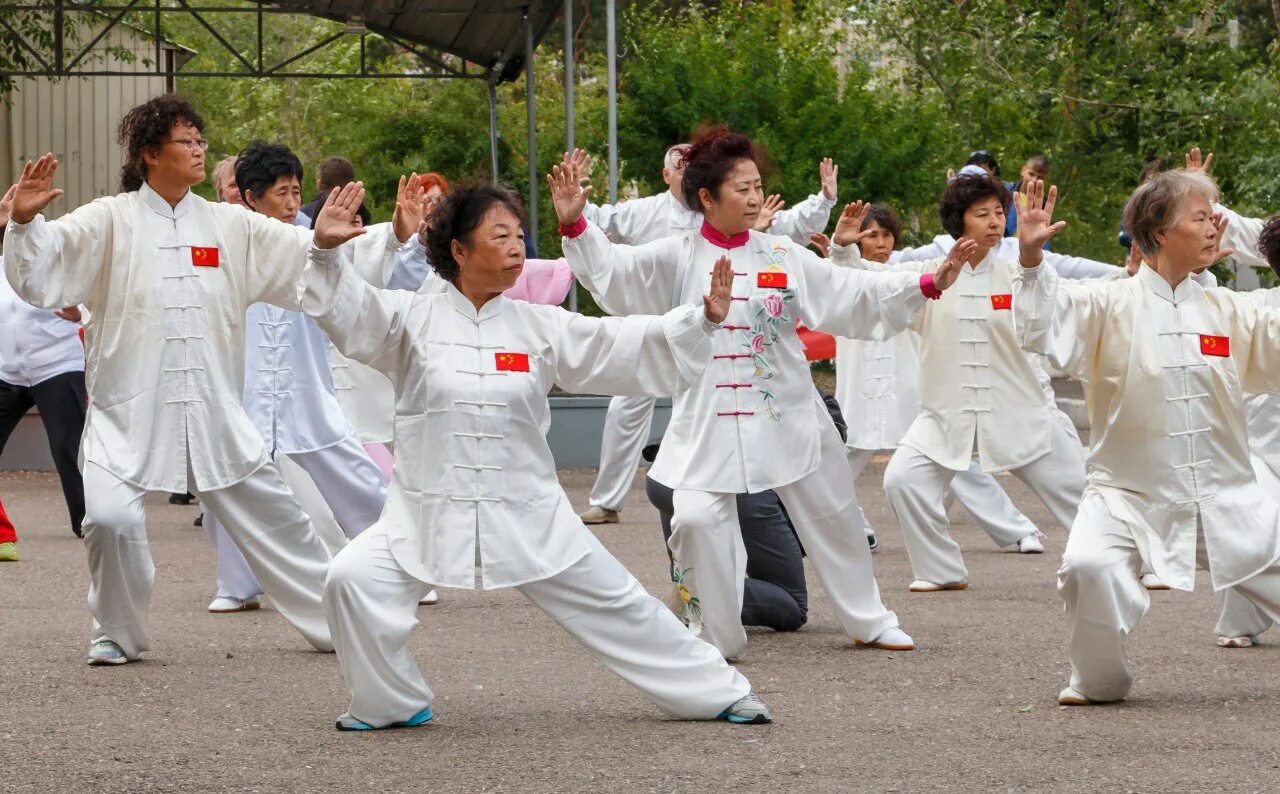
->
[3, 463, 1279, 792]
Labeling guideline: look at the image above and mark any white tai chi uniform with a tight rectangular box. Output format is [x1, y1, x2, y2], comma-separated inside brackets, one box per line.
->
[299, 247, 749, 727]
[204, 215, 400, 601]
[1016, 262, 1280, 701]
[832, 244, 1088, 586]
[582, 191, 836, 513]
[834, 254, 1039, 546]
[203, 303, 391, 600]
[563, 217, 928, 659]
[2, 183, 381, 658]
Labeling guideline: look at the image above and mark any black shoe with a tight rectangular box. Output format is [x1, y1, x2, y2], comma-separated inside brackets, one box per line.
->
[72, 525, 84, 539]
[193, 513, 203, 527]
[168, 492, 196, 506]
[866, 532, 879, 552]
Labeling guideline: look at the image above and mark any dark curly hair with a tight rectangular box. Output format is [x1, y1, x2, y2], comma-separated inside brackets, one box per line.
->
[861, 203, 903, 242]
[116, 93, 204, 192]
[1259, 215, 1280, 279]
[424, 184, 525, 284]
[938, 173, 1012, 238]
[679, 125, 759, 214]
[234, 141, 303, 210]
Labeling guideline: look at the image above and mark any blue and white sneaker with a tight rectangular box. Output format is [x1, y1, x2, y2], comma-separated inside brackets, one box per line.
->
[716, 692, 773, 724]
[87, 640, 128, 666]
[335, 705, 433, 732]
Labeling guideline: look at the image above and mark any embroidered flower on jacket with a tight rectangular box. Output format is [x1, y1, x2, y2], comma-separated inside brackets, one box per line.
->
[750, 333, 765, 354]
[762, 292, 785, 319]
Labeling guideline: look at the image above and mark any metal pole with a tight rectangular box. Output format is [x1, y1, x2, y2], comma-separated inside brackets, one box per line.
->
[564, 0, 574, 151]
[524, 10, 538, 257]
[606, 0, 617, 202]
[487, 81, 500, 183]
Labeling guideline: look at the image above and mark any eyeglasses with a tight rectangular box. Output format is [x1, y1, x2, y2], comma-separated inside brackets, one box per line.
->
[168, 138, 210, 151]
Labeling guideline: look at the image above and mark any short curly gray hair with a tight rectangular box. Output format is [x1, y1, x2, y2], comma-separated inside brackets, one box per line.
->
[1122, 169, 1220, 259]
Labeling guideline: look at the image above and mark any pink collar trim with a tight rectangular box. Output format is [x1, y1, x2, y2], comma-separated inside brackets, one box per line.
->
[700, 220, 749, 250]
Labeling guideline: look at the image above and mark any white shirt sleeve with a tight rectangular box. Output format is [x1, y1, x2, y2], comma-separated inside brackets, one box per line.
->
[768, 193, 837, 244]
[553, 304, 716, 396]
[560, 221, 683, 316]
[4, 203, 113, 309]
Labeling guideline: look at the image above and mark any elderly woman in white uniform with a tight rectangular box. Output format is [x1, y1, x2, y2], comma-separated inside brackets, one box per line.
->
[834, 174, 1087, 593]
[1013, 172, 1280, 705]
[833, 201, 1047, 555]
[303, 183, 770, 730]
[551, 126, 966, 661]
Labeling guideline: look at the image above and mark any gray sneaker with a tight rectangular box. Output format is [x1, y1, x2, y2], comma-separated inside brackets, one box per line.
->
[87, 640, 128, 666]
[716, 692, 773, 724]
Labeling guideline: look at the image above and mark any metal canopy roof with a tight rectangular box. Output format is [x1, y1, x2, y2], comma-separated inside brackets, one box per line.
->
[259, 0, 564, 82]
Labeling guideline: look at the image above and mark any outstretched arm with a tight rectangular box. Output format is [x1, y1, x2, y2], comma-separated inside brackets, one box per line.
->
[4, 154, 110, 309]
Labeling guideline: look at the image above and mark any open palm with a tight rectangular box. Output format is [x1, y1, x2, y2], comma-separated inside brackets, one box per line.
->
[1016, 178, 1066, 255]
[11, 153, 64, 224]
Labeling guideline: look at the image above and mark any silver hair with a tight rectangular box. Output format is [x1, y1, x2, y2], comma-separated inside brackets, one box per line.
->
[1122, 169, 1220, 258]
[663, 144, 690, 172]
[210, 155, 240, 201]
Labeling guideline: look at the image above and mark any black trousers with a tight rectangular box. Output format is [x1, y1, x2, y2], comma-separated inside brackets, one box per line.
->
[646, 476, 808, 632]
[0, 371, 87, 535]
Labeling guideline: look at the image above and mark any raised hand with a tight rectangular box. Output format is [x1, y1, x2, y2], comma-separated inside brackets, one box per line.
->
[702, 255, 735, 324]
[546, 150, 591, 226]
[313, 181, 368, 249]
[934, 237, 978, 291]
[832, 200, 873, 246]
[54, 306, 82, 323]
[1016, 178, 1066, 266]
[565, 148, 593, 177]
[754, 194, 785, 231]
[1209, 211, 1236, 263]
[391, 173, 426, 243]
[819, 157, 838, 201]
[808, 232, 831, 257]
[1185, 147, 1214, 174]
[11, 154, 64, 224]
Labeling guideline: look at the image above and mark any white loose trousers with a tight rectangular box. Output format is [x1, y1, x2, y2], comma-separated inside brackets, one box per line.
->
[83, 460, 333, 658]
[669, 403, 895, 659]
[848, 448, 1038, 545]
[1061, 489, 1280, 702]
[588, 395, 658, 512]
[324, 522, 750, 727]
[884, 419, 1085, 585]
[204, 433, 389, 600]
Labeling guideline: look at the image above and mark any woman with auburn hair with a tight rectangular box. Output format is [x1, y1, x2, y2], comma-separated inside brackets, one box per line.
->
[1014, 172, 1280, 705]
[550, 125, 966, 661]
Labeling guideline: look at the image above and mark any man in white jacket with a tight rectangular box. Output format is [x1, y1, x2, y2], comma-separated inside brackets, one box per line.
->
[576, 146, 842, 524]
[3, 94, 400, 666]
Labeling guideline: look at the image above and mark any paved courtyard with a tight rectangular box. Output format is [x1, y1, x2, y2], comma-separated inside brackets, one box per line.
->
[2, 463, 1278, 792]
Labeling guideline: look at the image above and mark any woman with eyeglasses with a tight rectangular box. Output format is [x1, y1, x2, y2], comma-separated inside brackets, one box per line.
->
[2, 93, 417, 667]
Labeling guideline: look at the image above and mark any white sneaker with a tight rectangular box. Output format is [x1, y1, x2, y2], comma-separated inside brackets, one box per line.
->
[1140, 574, 1170, 591]
[578, 506, 620, 525]
[855, 626, 915, 651]
[419, 589, 439, 606]
[1017, 534, 1044, 554]
[1217, 635, 1256, 648]
[908, 579, 968, 592]
[208, 595, 261, 613]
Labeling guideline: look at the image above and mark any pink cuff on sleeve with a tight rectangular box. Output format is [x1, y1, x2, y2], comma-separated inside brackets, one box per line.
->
[919, 273, 942, 300]
[558, 215, 588, 239]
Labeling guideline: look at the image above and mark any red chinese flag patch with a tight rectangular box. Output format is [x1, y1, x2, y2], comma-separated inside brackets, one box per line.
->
[991, 293, 1013, 310]
[757, 271, 788, 289]
[191, 246, 220, 267]
[1200, 334, 1229, 357]
[495, 352, 530, 372]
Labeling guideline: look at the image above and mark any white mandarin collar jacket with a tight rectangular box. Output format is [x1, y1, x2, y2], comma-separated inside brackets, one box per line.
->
[4, 183, 399, 491]
[1015, 263, 1280, 591]
[300, 249, 718, 589]
[832, 244, 1052, 472]
[563, 221, 927, 494]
